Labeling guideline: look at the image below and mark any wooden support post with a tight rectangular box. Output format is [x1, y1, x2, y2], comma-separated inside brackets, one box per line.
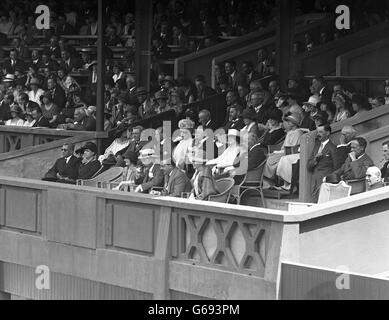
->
[153, 206, 172, 300]
[276, 0, 296, 91]
[135, 0, 153, 91]
[96, 0, 105, 153]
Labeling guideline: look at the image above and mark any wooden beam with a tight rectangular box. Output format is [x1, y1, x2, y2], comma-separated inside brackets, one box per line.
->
[276, 0, 296, 91]
[135, 0, 153, 90]
[96, 0, 105, 136]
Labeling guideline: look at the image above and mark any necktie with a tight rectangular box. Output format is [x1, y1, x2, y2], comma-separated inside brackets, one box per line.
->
[318, 143, 324, 154]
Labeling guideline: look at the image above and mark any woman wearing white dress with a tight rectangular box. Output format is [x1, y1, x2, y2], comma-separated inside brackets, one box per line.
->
[263, 113, 304, 189]
[27, 78, 44, 105]
[172, 119, 195, 171]
[333, 93, 351, 123]
[5, 105, 25, 126]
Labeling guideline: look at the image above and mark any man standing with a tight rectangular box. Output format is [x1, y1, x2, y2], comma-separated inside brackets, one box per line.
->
[42, 144, 81, 183]
[307, 124, 339, 203]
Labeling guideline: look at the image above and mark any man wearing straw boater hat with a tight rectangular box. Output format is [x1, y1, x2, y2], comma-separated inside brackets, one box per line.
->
[134, 148, 164, 193]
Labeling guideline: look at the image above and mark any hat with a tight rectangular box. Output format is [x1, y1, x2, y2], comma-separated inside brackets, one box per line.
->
[162, 75, 175, 85]
[178, 119, 195, 129]
[267, 108, 283, 122]
[134, 87, 148, 97]
[76, 142, 98, 155]
[10, 105, 22, 114]
[155, 90, 168, 100]
[284, 112, 302, 127]
[241, 108, 257, 121]
[29, 78, 41, 87]
[303, 95, 321, 107]
[227, 129, 240, 137]
[138, 148, 158, 159]
[3, 74, 15, 83]
[325, 173, 340, 184]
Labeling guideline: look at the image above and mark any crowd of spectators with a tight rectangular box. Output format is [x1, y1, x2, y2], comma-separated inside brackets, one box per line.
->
[1, 0, 389, 206]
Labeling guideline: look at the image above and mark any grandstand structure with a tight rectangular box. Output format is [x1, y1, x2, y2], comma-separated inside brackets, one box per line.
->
[1, 0, 389, 300]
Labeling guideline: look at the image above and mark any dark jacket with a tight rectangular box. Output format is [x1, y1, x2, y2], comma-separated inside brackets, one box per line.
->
[336, 144, 351, 167]
[43, 155, 81, 182]
[234, 143, 267, 185]
[0, 100, 10, 122]
[49, 86, 67, 110]
[70, 116, 96, 131]
[78, 159, 101, 180]
[261, 128, 285, 148]
[224, 118, 245, 131]
[2, 58, 25, 73]
[381, 161, 389, 182]
[332, 153, 374, 181]
[141, 163, 164, 193]
[307, 140, 339, 202]
[33, 115, 51, 128]
[165, 167, 192, 197]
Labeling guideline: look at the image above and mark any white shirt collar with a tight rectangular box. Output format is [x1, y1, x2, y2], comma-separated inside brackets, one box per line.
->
[320, 139, 330, 149]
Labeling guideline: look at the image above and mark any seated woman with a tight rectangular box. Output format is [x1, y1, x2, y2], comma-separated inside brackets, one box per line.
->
[333, 93, 352, 123]
[189, 149, 219, 200]
[172, 119, 195, 176]
[98, 127, 130, 164]
[57, 67, 80, 96]
[260, 109, 285, 148]
[263, 112, 304, 189]
[76, 142, 102, 181]
[40, 92, 59, 128]
[206, 129, 241, 177]
[5, 105, 25, 126]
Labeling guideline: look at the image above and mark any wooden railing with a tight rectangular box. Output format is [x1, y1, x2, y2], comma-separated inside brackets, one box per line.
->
[0, 176, 389, 299]
[0, 127, 106, 154]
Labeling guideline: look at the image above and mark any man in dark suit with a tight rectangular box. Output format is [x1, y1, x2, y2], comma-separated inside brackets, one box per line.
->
[328, 137, 374, 182]
[336, 125, 358, 167]
[42, 144, 81, 183]
[230, 132, 267, 185]
[19, 93, 40, 114]
[311, 76, 332, 105]
[194, 75, 217, 102]
[250, 90, 276, 137]
[47, 78, 66, 110]
[2, 49, 25, 74]
[135, 149, 164, 193]
[158, 159, 192, 197]
[32, 107, 50, 128]
[120, 126, 148, 163]
[197, 109, 217, 131]
[241, 61, 261, 86]
[59, 49, 81, 74]
[381, 142, 389, 183]
[224, 104, 245, 132]
[0, 89, 10, 124]
[307, 124, 339, 202]
[48, 36, 62, 59]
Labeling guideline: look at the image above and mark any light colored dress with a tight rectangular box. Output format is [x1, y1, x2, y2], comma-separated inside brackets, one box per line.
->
[5, 118, 25, 126]
[264, 128, 304, 180]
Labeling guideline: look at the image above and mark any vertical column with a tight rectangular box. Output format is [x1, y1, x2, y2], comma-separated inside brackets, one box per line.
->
[96, 0, 105, 145]
[135, 0, 153, 91]
[276, 0, 296, 91]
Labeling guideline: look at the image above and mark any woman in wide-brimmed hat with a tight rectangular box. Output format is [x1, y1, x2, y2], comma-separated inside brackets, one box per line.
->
[5, 105, 25, 127]
[263, 112, 305, 190]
